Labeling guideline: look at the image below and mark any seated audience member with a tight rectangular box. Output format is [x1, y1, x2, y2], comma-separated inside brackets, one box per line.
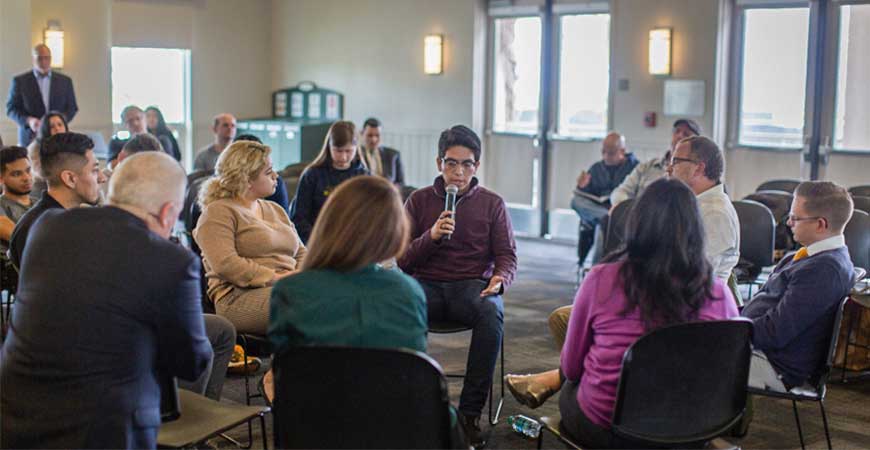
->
[102, 133, 236, 401]
[1, 146, 35, 289]
[742, 181, 854, 392]
[667, 136, 740, 283]
[609, 118, 700, 208]
[194, 113, 237, 172]
[145, 106, 182, 161]
[26, 111, 69, 198]
[398, 125, 517, 448]
[359, 117, 405, 186]
[290, 121, 368, 243]
[234, 133, 290, 211]
[194, 140, 306, 335]
[108, 105, 174, 164]
[513, 179, 738, 448]
[571, 131, 638, 265]
[9, 132, 106, 269]
[0, 152, 212, 449]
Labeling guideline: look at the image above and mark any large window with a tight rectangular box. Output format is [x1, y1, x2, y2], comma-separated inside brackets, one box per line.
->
[833, 4, 870, 151]
[737, 8, 809, 148]
[111, 47, 190, 125]
[557, 14, 610, 139]
[492, 17, 542, 134]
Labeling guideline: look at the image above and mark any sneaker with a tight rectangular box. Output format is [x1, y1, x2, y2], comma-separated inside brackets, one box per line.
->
[458, 412, 490, 449]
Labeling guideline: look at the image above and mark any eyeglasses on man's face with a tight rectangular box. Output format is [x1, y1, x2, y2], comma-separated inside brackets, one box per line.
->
[441, 158, 477, 171]
[668, 156, 699, 167]
[787, 214, 824, 225]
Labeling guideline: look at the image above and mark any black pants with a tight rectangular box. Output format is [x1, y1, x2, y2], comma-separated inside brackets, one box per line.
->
[559, 381, 648, 449]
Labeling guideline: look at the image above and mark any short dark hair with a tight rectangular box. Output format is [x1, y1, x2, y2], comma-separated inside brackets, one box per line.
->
[233, 134, 263, 144]
[40, 132, 94, 184]
[362, 117, 381, 129]
[795, 181, 854, 233]
[1, 146, 29, 174]
[681, 136, 724, 182]
[437, 125, 481, 161]
[122, 133, 164, 155]
[673, 118, 702, 136]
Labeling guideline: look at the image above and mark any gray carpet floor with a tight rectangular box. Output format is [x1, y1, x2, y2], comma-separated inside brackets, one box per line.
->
[215, 238, 870, 449]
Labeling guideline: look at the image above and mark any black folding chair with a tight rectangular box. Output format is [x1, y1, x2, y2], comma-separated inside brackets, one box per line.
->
[748, 269, 865, 450]
[430, 320, 505, 426]
[851, 196, 870, 215]
[733, 200, 776, 296]
[272, 346, 453, 449]
[157, 376, 270, 449]
[839, 212, 870, 382]
[538, 320, 753, 449]
[744, 190, 797, 256]
[848, 185, 870, 198]
[756, 179, 802, 194]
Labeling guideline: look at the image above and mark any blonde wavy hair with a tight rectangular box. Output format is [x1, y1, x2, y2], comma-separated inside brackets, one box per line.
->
[199, 140, 272, 207]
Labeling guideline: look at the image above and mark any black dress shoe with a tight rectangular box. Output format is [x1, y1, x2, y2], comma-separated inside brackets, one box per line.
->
[458, 412, 490, 449]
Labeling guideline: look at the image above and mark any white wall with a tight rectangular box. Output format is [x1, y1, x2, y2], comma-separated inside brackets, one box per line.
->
[0, 0, 35, 145]
[270, 0, 479, 185]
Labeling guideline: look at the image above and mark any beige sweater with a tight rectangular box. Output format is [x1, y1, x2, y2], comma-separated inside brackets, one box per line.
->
[194, 198, 306, 303]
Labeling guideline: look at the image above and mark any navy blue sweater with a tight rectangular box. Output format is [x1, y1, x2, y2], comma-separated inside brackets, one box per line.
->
[579, 153, 639, 199]
[289, 160, 368, 243]
[741, 246, 854, 387]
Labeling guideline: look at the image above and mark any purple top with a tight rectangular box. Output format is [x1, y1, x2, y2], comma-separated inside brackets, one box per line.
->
[398, 177, 517, 288]
[561, 261, 739, 428]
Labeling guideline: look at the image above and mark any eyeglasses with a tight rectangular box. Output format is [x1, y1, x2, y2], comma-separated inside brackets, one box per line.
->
[668, 157, 699, 167]
[787, 214, 824, 224]
[441, 158, 477, 171]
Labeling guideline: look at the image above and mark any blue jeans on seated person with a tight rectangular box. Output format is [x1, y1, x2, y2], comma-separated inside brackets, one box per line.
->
[419, 279, 504, 417]
[571, 194, 609, 231]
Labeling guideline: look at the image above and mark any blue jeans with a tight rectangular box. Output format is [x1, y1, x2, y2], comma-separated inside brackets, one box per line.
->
[570, 195, 609, 231]
[419, 279, 504, 417]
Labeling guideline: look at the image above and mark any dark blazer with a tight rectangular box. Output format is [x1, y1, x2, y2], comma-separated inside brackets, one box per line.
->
[0, 206, 212, 449]
[5, 70, 78, 146]
[380, 147, 405, 186]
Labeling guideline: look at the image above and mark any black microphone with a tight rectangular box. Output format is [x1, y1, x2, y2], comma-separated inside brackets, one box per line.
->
[444, 184, 458, 240]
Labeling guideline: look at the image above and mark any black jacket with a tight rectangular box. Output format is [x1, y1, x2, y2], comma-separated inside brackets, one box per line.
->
[579, 153, 640, 198]
[290, 160, 368, 243]
[6, 70, 78, 146]
[0, 206, 212, 449]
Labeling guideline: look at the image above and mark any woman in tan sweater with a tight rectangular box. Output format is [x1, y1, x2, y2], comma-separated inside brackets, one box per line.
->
[194, 140, 306, 335]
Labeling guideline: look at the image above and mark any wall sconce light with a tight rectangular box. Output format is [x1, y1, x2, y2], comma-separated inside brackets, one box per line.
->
[43, 20, 64, 69]
[648, 27, 672, 76]
[424, 34, 443, 75]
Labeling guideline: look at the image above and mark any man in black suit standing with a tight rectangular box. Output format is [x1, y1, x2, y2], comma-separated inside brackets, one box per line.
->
[0, 151, 213, 449]
[5, 44, 78, 147]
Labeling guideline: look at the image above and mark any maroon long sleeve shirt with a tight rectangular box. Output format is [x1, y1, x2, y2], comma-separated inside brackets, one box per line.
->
[398, 177, 518, 289]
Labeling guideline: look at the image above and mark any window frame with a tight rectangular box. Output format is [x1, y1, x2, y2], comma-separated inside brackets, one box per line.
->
[728, 2, 813, 153]
[551, 11, 612, 143]
[828, 1, 870, 154]
[488, 14, 544, 137]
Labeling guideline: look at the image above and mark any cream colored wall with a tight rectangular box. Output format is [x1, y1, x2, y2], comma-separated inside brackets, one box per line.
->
[270, 0, 476, 136]
[1, 0, 271, 168]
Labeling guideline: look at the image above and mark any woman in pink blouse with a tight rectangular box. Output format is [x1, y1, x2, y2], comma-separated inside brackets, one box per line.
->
[517, 178, 738, 447]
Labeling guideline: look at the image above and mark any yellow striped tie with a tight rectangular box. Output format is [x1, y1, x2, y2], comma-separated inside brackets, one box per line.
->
[792, 247, 809, 262]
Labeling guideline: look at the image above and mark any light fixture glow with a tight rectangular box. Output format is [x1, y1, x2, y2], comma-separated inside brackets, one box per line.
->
[424, 34, 443, 75]
[649, 27, 672, 76]
[44, 20, 64, 69]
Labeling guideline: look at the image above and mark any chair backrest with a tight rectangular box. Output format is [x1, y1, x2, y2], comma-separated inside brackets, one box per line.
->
[813, 268, 864, 398]
[280, 162, 308, 203]
[273, 346, 452, 449]
[603, 199, 634, 257]
[844, 210, 870, 270]
[849, 185, 870, 198]
[733, 200, 776, 268]
[160, 376, 181, 423]
[851, 195, 870, 215]
[757, 179, 802, 194]
[610, 320, 753, 445]
[743, 190, 796, 251]
[183, 170, 215, 235]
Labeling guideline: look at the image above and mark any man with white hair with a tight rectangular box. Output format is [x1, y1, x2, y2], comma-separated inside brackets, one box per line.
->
[1, 152, 213, 449]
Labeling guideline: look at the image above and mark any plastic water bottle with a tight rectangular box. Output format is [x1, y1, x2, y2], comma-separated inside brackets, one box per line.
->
[507, 414, 542, 439]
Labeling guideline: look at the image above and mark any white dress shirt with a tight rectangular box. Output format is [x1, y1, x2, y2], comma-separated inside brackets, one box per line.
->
[697, 183, 741, 281]
[33, 68, 52, 113]
[806, 234, 846, 256]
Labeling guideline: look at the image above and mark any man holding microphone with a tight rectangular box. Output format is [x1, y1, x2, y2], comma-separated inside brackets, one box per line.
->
[399, 125, 517, 448]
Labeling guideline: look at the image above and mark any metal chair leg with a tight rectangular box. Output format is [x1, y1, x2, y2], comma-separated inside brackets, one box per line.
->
[820, 401, 832, 450]
[489, 335, 505, 425]
[537, 428, 544, 449]
[792, 400, 805, 450]
[260, 414, 268, 450]
[841, 302, 861, 383]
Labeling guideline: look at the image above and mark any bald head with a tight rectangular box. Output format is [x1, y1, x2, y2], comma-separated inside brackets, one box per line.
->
[108, 152, 186, 215]
[601, 132, 627, 166]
